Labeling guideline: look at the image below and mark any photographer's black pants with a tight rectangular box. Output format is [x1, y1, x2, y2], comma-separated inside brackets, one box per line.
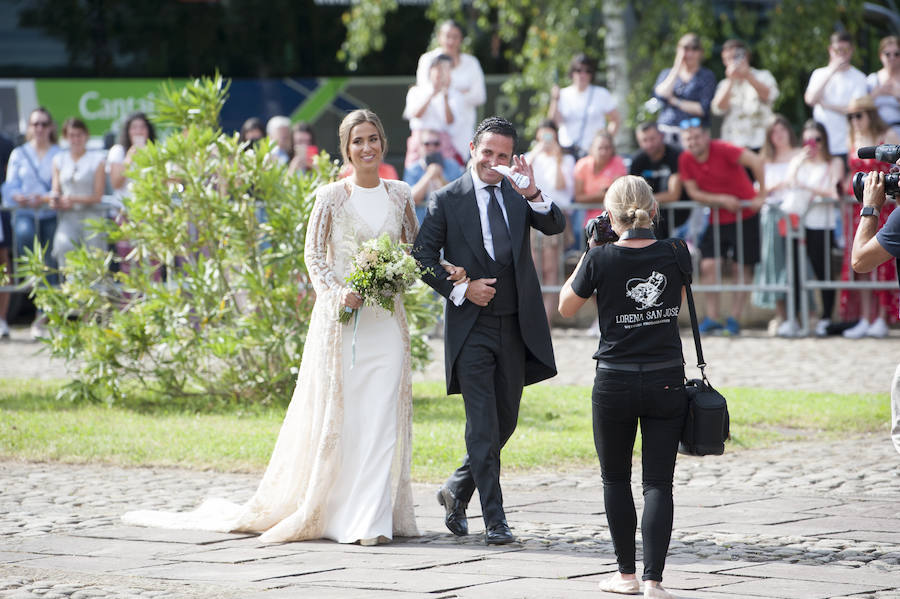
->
[592, 366, 687, 583]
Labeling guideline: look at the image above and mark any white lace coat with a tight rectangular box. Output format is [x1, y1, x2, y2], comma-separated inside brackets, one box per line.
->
[123, 178, 420, 542]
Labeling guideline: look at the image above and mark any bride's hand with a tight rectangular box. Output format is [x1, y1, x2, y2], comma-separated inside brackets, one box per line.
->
[443, 263, 468, 285]
[341, 288, 363, 309]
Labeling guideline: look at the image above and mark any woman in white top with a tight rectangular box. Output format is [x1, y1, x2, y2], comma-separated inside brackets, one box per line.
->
[780, 120, 844, 336]
[50, 118, 106, 271]
[404, 53, 462, 167]
[751, 115, 802, 335]
[867, 36, 900, 139]
[123, 109, 466, 546]
[415, 20, 486, 163]
[548, 54, 620, 158]
[107, 112, 157, 276]
[526, 119, 576, 321]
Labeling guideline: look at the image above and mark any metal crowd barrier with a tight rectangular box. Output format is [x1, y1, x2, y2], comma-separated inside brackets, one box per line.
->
[533, 198, 898, 337]
[0, 196, 122, 293]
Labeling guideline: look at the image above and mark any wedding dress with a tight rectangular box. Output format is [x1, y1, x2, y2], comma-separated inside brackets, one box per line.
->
[123, 178, 420, 543]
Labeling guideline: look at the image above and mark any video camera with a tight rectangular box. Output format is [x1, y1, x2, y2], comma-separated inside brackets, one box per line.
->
[852, 144, 900, 202]
[583, 212, 619, 249]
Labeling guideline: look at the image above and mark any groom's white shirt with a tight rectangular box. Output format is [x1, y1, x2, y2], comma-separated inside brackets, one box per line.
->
[448, 168, 554, 306]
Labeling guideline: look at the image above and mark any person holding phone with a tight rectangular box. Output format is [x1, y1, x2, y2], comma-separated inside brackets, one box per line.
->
[804, 31, 867, 164]
[402, 129, 464, 223]
[711, 39, 779, 153]
[288, 122, 319, 175]
[107, 112, 157, 277]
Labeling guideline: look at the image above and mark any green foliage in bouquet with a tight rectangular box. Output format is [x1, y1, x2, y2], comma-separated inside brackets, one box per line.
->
[339, 233, 423, 324]
[20, 74, 440, 406]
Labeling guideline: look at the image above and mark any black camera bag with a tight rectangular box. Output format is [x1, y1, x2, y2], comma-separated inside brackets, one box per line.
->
[669, 240, 730, 457]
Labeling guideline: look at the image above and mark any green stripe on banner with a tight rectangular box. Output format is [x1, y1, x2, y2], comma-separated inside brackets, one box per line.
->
[291, 77, 348, 123]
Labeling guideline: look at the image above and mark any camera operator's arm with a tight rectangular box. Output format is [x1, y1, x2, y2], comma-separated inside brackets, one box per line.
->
[559, 251, 591, 318]
[683, 178, 741, 213]
[410, 163, 444, 206]
[852, 171, 894, 273]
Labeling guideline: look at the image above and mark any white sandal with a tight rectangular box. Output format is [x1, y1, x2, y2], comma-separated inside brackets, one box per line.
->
[598, 574, 641, 595]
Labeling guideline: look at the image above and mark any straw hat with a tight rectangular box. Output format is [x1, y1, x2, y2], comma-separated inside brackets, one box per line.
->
[847, 95, 877, 113]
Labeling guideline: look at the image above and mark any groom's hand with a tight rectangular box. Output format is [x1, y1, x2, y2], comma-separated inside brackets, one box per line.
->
[465, 278, 497, 306]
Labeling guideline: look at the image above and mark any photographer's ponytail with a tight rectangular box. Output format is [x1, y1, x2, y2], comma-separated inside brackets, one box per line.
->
[605, 176, 657, 231]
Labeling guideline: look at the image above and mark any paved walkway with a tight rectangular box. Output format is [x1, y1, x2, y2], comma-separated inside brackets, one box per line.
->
[1, 327, 899, 597]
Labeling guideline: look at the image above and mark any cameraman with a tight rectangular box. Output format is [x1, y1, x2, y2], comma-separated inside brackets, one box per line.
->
[851, 170, 900, 455]
[559, 175, 688, 599]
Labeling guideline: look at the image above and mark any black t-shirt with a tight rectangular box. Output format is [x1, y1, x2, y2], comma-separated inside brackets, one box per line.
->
[629, 145, 690, 237]
[572, 240, 688, 363]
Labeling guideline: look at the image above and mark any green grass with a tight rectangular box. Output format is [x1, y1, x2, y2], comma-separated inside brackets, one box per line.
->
[0, 379, 889, 482]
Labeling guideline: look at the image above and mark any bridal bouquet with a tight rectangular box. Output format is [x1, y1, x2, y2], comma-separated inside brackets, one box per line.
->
[339, 233, 423, 324]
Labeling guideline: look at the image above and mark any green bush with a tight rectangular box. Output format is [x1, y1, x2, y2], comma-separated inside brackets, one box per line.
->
[22, 75, 439, 405]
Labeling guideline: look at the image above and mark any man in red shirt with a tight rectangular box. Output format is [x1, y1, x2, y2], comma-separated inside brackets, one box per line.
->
[679, 119, 765, 335]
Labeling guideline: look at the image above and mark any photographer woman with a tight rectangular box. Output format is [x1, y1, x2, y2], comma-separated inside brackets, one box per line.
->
[559, 175, 687, 599]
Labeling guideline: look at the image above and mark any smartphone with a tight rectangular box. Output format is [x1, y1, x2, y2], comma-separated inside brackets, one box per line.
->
[424, 151, 443, 167]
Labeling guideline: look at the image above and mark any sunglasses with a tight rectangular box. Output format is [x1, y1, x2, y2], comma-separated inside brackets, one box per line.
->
[679, 117, 702, 129]
[30, 121, 50, 128]
[423, 140, 441, 147]
[803, 137, 821, 146]
[847, 112, 867, 121]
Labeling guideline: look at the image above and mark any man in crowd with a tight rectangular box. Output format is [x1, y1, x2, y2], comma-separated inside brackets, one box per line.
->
[414, 116, 565, 545]
[266, 115, 293, 165]
[804, 31, 867, 164]
[851, 171, 900, 455]
[678, 120, 765, 336]
[629, 121, 688, 239]
[403, 129, 464, 223]
[712, 39, 779, 153]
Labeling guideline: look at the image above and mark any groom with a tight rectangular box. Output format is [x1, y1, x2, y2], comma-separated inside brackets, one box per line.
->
[413, 116, 565, 544]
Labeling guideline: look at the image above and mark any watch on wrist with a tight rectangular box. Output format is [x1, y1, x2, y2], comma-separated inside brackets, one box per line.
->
[861, 205, 878, 217]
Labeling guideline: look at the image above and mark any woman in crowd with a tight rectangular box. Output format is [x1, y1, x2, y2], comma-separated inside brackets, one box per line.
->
[49, 118, 107, 271]
[288, 122, 318, 175]
[1, 107, 61, 339]
[751, 115, 801, 336]
[526, 119, 575, 321]
[238, 117, 265, 147]
[574, 131, 627, 227]
[841, 95, 900, 338]
[559, 175, 688, 599]
[107, 112, 157, 276]
[780, 120, 844, 336]
[652, 32, 717, 145]
[415, 19, 486, 163]
[548, 54, 620, 159]
[403, 53, 461, 167]
[867, 36, 900, 140]
[124, 109, 465, 545]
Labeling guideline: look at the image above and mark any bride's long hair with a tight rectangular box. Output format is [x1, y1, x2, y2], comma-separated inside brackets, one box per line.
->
[338, 109, 389, 166]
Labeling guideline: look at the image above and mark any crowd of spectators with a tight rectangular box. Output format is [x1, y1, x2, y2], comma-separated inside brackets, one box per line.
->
[1, 26, 899, 339]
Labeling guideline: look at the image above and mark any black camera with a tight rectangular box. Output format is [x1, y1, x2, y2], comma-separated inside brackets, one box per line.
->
[851, 171, 900, 202]
[857, 144, 900, 163]
[584, 212, 619, 248]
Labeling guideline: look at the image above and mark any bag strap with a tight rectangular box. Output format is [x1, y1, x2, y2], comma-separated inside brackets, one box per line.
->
[668, 239, 707, 379]
[20, 145, 52, 192]
[575, 86, 595, 152]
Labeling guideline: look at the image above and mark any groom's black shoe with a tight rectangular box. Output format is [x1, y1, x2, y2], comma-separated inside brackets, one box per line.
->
[485, 520, 514, 545]
[436, 486, 468, 536]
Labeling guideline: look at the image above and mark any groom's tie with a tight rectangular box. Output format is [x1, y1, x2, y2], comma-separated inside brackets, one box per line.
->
[487, 185, 512, 265]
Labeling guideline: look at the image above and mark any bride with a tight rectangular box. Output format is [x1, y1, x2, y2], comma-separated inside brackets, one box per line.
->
[124, 109, 458, 545]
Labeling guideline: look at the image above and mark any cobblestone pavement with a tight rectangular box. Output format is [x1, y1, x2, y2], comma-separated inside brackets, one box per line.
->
[1, 327, 899, 597]
[1, 434, 898, 598]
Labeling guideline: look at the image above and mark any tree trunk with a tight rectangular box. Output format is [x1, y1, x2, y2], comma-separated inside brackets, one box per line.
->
[602, 0, 631, 151]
